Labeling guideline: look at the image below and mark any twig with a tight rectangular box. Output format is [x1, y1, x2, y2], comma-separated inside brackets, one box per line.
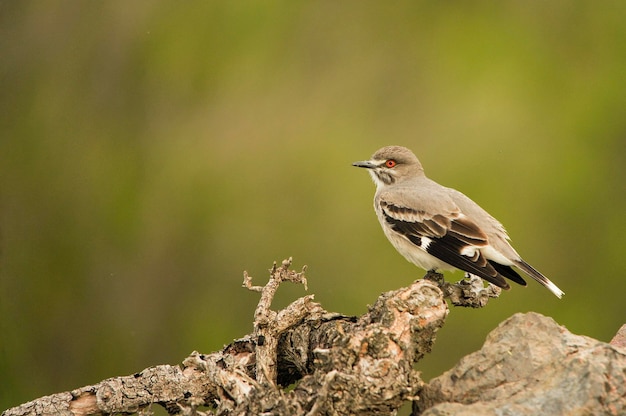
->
[243, 257, 316, 386]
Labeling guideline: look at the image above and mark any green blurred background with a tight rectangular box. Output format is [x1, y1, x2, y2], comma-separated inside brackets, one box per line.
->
[2, 1, 625, 411]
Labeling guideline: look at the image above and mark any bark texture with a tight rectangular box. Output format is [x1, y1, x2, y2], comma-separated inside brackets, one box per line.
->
[3, 259, 625, 416]
[3, 259, 449, 415]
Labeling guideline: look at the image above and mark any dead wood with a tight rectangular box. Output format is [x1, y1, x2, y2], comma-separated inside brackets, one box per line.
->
[4, 258, 624, 416]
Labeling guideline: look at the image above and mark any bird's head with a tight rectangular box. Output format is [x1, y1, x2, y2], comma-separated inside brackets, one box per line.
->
[353, 145, 424, 188]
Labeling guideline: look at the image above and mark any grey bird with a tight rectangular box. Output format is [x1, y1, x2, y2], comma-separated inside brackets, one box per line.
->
[353, 145, 564, 298]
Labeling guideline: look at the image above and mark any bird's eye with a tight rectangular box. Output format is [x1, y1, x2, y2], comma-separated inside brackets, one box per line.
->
[385, 159, 397, 168]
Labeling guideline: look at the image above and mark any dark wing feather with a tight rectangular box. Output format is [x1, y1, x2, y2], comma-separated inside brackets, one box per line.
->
[380, 200, 511, 289]
[488, 261, 527, 286]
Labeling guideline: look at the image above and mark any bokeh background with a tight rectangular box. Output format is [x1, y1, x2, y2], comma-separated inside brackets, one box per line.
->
[2, 1, 626, 411]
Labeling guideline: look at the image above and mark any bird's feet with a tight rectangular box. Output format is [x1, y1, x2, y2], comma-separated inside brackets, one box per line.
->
[450, 273, 501, 307]
[423, 269, 445, 285]
[423, 271, 501, 308]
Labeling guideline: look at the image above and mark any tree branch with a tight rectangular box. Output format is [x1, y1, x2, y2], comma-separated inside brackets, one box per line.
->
[242, 257, 315, 386]
[5, 259, 625, 415]
[2, 258, 510, 416]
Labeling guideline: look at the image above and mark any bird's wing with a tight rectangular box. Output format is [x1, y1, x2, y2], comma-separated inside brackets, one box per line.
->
[378, 194, 514, 289]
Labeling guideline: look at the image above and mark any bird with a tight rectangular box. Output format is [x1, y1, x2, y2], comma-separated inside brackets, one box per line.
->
[353, 145, 564, 298]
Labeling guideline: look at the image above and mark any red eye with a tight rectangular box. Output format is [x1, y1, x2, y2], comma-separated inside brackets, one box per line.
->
[385, 159, 397, 168]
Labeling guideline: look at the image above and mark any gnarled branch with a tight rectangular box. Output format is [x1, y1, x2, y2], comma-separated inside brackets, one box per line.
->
[3, 259, 509, 416]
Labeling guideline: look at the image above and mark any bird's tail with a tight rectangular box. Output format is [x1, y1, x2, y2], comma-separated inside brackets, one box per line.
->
[514, 260, 564, 299]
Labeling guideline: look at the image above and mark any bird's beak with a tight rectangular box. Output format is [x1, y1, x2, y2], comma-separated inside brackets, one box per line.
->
[352, 160, 376, 169]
